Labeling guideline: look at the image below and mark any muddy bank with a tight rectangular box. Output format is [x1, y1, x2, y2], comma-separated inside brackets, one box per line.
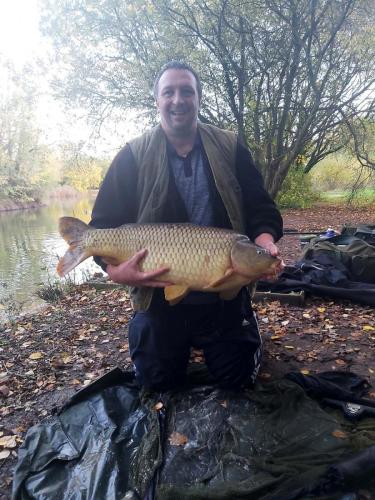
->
[0, 186, 90, 213]
[0, 199, 43, 212]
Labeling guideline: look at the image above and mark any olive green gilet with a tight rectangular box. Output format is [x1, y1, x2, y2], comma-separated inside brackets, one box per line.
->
[127, 122, 244, 311]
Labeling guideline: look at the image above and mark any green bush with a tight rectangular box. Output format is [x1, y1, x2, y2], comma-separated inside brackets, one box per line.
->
[310, 155, 355, 192]
[276, 167, 319, 209]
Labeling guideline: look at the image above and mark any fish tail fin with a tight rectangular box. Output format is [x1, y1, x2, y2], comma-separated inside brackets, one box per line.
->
[57, 217, 92, 276]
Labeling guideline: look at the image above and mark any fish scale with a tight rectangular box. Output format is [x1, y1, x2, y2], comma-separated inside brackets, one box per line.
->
[57, 217, 281, 305]
[84, 223, 236, 287]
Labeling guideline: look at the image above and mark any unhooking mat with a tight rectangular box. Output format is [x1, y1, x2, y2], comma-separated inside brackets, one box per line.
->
[12, 367, 375, 500]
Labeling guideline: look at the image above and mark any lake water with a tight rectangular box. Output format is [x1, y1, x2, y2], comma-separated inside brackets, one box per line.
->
[0, 196, 102, 318]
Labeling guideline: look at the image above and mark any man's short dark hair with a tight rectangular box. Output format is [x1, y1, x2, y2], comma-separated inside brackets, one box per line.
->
[153, 60, 202, 101]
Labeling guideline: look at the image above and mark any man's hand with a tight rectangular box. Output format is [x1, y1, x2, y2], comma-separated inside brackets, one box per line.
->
[254, 233, 279, 257]
[254, 233, 284, 279]
[106, 249, 172, 287]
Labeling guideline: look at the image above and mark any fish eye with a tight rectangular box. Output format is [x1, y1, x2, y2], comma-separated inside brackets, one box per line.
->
[256, 249, 263, 255]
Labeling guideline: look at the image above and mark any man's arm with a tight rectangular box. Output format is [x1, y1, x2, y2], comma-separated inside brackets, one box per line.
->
[90, 145, 170, 286]
[90, 145, 139, 230]
[235, 142, 283, 247]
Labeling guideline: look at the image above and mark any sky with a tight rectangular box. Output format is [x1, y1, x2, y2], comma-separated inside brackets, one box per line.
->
[0, 0, 42, 68]
[0, 0, 141, 157]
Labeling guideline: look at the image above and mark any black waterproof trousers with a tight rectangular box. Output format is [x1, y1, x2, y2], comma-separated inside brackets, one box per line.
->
[128, 289, 262, 391]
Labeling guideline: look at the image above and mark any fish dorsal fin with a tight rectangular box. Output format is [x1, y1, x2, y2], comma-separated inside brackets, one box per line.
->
[164, 285, 189, 305]
[219, 287, 242, 301]
[204, 268, 234, 289]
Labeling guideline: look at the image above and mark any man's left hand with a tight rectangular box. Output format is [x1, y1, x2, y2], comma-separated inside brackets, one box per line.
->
[254, 233, 284, 279]
[254, 233, 279, 256]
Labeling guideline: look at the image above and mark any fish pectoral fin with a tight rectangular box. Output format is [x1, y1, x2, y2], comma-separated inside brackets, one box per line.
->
[204, 268, 234, 289]
[219, 287, 242, 301]
[164, 285, 190, 305]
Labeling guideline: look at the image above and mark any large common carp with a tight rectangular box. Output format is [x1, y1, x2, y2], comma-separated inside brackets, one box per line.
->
[57, 217, 282, 305]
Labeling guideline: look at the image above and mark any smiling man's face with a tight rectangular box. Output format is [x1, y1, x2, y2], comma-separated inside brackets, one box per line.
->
[156, 68, 200, 137]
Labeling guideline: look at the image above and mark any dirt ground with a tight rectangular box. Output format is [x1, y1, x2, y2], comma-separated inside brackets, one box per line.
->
[1, 204, 375, 498]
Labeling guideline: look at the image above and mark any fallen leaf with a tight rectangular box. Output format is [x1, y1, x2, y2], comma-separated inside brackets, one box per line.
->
[284, 345, 294, 350]
[0, 435, 17, 448]
[332, 430, 348, 439]
[0, 450, 10, 460]
[154, 402, 164, 411]
[300, 370, 310, 375]
[29, 352, 43, 360]
[335, 359, 347, 366]
[0, 385, 10, 396]
[21, 341, 33, 348]
[169, 432, 188, 446]
[193, 356, 204, 363]
[363, 325, 375, 331]
[317, 307, 326, 313]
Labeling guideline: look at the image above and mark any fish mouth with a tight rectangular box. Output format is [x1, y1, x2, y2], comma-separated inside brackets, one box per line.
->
[238, 256, 284, 279]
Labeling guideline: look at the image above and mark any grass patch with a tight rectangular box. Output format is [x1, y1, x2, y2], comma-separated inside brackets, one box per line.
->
[36, 274, 77, 303]
[320, 188, 375, 205]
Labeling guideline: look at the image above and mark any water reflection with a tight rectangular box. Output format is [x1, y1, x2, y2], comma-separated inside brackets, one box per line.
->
[0, 196, 102, 311]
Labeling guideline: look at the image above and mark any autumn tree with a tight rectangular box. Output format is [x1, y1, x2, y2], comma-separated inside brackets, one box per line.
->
[60, 142, 106, 192]
[0, 60, 57, 201]
[41, 0, 375, 197]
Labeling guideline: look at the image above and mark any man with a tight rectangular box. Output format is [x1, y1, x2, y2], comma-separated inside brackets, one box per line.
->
[90, 60, 283, 392]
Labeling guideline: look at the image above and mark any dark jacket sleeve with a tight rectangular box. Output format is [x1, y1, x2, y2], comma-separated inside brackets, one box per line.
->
[235, 142, 283, 242]
[90, 144, 138, 270]
[90, 144, 138, 229]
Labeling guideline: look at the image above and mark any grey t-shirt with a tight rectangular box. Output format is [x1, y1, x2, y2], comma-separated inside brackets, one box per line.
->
[167, 135, 220, 304]
[167, 135, 214, 227]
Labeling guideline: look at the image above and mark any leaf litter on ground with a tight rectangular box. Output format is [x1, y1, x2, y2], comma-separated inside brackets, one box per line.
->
[1, 204, 375, 498]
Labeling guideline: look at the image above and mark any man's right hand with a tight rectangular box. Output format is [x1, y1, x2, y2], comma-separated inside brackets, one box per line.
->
[105, 249, 172, 288]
